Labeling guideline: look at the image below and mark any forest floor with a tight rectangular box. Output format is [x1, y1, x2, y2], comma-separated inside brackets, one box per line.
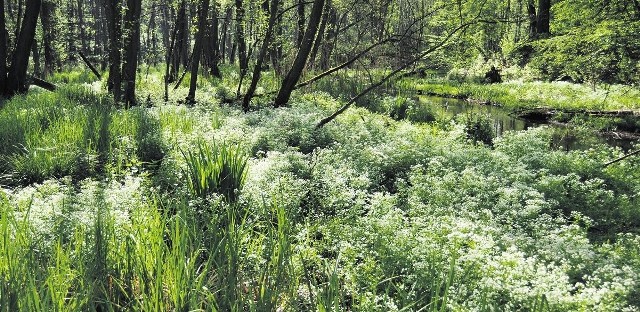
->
[0, 69, 639, 310]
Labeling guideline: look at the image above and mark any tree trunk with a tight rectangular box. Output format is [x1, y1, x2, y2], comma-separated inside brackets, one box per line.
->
[31, 38, 41, 76]
[527, 0, 537, 38]
[308, 0, 328, 70]
[77, 0, 88, 54]
[536, 0, 550, 36]
[204, 1, 221, 78]
[159, 0, 170, 52]
[220, 7, 232, 63]
[270, 0, 283, 74]
[40, 0, 56, 76]
[296, 0, 305, 47]
[0, 0, 7, 95]
[186, 0, 210, 104]
[7, 0, 41, 96]
[104, 0, 122, 101]
[122, 0, 141, 106]
[242, 0, 280, 111]
[274, 0, 325, 107]
[319, 4, 336, 70]
[235, 0, 248, 71]
[169, 1, 187, 82]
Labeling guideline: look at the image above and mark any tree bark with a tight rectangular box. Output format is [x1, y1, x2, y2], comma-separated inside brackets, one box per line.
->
[169, 1, 187, 82]
[536, 0, 550, 36]
[77, 0, 88, 54]
[7, 0, 41, 95]
[186, 0, 210, 104]
[30, 75, 57, 91]
[31, 38, 40, 76]
[0, 0, 7, 95]
[122, 0, 142, 106]
[235, 0, 248, 71]
[308, 0, 328, 70]
[220, 7, 232, 63]
[204, 1, 221, 78]
[242, 0, 280, 111]
[319, 3, 336, 70]
[40, 0, 56, 76]
[296, 0, 305, 47]
[274, 0, 325, 107]
[527, 0, 537, 38]
[104, 0, 122, 101]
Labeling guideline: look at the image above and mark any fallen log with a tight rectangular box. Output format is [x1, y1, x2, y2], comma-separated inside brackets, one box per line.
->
[30, 76, 57, 91]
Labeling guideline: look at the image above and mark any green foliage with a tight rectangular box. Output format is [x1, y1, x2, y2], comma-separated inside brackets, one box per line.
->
[460, 113, 495, 145]
[527, 21, 640, 85]
[182, 140, 248, 202]
[383, 96, 436, 123]
[1, 69, 640, 311]
[413, 78, 640, 111]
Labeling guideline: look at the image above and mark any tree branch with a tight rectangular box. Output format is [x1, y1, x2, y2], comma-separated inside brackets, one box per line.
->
[316, 21, 474, 128]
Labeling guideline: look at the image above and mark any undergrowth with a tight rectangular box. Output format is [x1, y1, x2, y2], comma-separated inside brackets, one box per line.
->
[0, 71, 639, 311]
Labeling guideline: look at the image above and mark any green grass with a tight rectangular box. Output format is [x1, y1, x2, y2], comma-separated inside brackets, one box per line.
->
[182, 140, 248, 202]
[409, 78, 640, 111]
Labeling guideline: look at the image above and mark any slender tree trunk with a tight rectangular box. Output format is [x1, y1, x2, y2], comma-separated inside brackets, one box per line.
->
[319, 4, 336, 70]
[122, 0, 142, 106]
[528, 0, 537, 38]
[270, 0, 283, 74]
[164, 1, 178, 101]
[40, 0, 56, 76]
[7, 0, 41, 95]
[536, 0, 550, 36]
[31, 39, 41, 76]
[170, 1, 187, 82]
[0, 0, 7, 95]
[242, 0, 280, 111]
[159, 0, 170, 51]
[274, 0, 325, 107]
[186, 0, 210, 103]
[104, 0, 122, 101]
[296, 0, 305, 47]
[220, 7, 232, 63]
[308, 0, 328, 70]
[235, 0, 248, 71]
[205, 1, 221, 77]
[234, 0, 248, 97]
[77, 0, 88, 54]
[65, 0, 76, 63]
[148, 3, 157, 65]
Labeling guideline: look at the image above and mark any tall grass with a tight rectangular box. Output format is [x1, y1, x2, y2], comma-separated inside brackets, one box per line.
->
[182, 140, 248, 202]
[0, 184, 304, 311]
[0, 87, 167, 184]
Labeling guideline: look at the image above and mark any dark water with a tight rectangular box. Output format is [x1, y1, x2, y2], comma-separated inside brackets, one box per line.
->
[418, 96, 637, 151]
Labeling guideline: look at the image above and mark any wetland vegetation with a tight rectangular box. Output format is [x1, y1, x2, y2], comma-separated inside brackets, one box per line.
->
[1, 0, 640, 311]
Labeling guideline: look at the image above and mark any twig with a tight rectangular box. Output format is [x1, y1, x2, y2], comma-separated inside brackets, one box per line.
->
[603, 149, 640, 167]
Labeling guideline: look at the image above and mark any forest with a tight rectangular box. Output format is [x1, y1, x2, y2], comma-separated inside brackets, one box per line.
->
[1, 0, 640, 310]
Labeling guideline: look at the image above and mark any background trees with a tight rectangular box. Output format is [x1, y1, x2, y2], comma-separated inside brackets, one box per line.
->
[1, 0, 638, 103]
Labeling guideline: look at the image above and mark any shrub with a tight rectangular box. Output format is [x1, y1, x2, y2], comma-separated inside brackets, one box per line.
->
[460, 113, 495, 145]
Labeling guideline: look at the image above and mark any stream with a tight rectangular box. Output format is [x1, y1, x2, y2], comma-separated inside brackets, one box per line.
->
[417, 96, 638, 151]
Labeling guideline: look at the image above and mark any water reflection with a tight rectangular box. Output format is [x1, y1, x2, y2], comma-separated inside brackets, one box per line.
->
[418, 96, 637, 151]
